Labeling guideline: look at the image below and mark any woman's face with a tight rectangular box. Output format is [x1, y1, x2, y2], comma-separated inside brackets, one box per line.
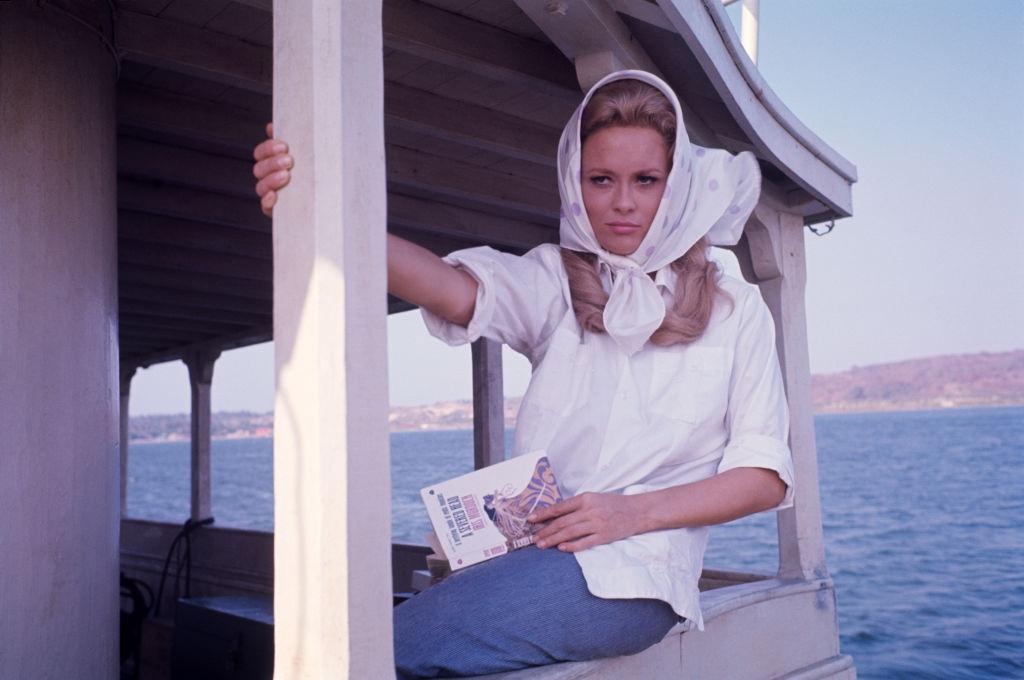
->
[581, 125, 669, 256]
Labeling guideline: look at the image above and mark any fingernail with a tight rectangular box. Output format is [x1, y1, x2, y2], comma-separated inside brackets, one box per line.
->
[273, 144, 286, 153]
[527, 515, 536, 522]
[279, 156, 292, 168]
[537, 540, 547, 548]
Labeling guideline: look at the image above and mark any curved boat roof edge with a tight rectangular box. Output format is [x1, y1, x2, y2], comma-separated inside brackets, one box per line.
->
[611, 0, 857, 221]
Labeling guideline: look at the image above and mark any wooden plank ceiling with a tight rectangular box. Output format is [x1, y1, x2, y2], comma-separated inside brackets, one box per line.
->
[115, 0, 779, 366]
[115, 0, 579, 365]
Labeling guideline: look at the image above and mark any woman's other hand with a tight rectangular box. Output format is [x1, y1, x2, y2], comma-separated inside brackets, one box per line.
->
[527, 492, 642, 553]
[252, 122, 293, 217]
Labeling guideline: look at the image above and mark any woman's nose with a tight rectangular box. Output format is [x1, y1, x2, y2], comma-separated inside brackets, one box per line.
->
[612, 185, 636, 212]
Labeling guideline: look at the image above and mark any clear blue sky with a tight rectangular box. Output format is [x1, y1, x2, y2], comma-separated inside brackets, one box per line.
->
[129, 0, 1024, 415]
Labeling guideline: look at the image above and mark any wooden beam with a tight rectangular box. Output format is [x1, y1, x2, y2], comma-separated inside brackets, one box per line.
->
[120, 299, 270, 326]
[118, 10, 272, 93]
[118, 179, 269, 233]
[383, 0, 578, 98]
[385, 81, 558, 166]
[120, 283, 270, 315]
[120, 326, 236, 349]
[118, 328, 235, 347]
[387, 193, 554, 250]
[118, 319, 256, 340]
[119, 264, 272, 301]
[120, 80, 557, 168]
[387, 145, 558, 220]
[226, 0, 272, 14]
[119, 210, 272, 259]
[119, 240, 272, 281]
[118, 83, 268, 154]
[119, 137, 255, 198]
[120, 326, 272, 368]
[120, 182, 552, 256]
[120, 337, 167, 352]
[121, 136, 557, 217]
[121, 172, 552, 249]
[120, 315, 256, 335]
[117, 1, 579, 104]
[608, 0, 676, 32]
[121, 180, 552, 253]
[513, 0, 719, 146]
[515, 0, 655, 82]
[120, 327, 208, 343]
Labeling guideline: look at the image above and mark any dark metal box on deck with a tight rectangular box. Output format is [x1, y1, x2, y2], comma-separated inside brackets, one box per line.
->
[171, 595, 273, 680]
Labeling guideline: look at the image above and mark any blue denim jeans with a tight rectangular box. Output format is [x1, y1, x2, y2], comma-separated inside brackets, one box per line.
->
[394, 545, 680, 678]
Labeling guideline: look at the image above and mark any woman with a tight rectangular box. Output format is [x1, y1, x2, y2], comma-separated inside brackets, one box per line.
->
[254, 70, 794, 678]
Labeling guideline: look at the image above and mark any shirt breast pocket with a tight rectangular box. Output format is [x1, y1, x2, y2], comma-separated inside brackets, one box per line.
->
[647, 346, 731, 425]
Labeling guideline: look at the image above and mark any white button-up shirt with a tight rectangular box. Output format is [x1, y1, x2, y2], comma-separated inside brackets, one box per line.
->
[422, 243, 795, 630]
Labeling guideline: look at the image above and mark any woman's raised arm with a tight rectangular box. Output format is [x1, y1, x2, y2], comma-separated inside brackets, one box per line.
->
[253, 123, 478, 326]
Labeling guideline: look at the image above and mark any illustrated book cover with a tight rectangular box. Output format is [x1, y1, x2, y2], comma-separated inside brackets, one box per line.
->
[420, 450, 564, 571]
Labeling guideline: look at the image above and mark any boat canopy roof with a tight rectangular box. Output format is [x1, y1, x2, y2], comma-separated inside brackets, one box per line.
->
[115, 0, 856, 367]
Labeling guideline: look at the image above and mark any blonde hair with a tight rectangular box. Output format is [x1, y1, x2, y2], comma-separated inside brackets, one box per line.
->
[561, 79, 731, 346]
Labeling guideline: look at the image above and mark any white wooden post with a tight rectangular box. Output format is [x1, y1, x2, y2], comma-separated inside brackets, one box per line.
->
[735, 206, 828, 580]
[740, 0, 760, 65]
[471, 338, 506, 469]
[120, 365, 137, 516]
[184, 349, 219, 521]
[272, 0, 393, 677]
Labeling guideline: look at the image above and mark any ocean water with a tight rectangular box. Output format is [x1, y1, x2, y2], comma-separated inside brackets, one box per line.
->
[127, 406, 1024, 679]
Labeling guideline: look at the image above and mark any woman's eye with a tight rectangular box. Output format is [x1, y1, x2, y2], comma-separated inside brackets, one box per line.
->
[637, 175, 659, 186]
[589, 175, 611, 186]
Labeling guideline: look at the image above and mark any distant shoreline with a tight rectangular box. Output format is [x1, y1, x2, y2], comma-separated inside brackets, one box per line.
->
[129, 350, 1024, 442]
[129, 401, 1023, 444]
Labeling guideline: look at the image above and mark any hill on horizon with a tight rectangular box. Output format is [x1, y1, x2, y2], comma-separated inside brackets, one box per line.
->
[811, 349, 1023, 414]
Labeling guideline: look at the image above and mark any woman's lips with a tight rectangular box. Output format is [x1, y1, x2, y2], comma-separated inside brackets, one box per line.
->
[607, 222, 641, 235]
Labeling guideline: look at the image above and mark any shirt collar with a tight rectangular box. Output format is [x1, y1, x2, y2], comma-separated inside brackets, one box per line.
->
[654, 265, 677, 292]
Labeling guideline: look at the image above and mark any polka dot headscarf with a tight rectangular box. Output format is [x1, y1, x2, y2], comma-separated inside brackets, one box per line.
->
[557, 69, 761, 355]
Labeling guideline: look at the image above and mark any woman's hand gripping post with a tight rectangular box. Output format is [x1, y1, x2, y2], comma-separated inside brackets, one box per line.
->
[527, 492, 644, 553]
[253, 123, 293, 217]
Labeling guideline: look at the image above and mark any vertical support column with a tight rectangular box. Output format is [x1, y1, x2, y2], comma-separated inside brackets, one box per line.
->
[120, 365, 137, 516]
[735, 206, 827, 580]
[0, 3, 118, 678]
[740, 0, 760, 64]
[183, 349, 219, 521]
[273, 1, 393, 677]
[471, 338, 506, 469]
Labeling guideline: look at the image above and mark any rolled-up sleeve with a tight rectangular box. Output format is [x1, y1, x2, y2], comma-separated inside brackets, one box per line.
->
[420, 245, 566, 358]
[716, 288, 796, 511]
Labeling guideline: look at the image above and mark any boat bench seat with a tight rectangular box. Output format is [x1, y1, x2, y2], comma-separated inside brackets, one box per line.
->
[472, 577, 855, 680]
